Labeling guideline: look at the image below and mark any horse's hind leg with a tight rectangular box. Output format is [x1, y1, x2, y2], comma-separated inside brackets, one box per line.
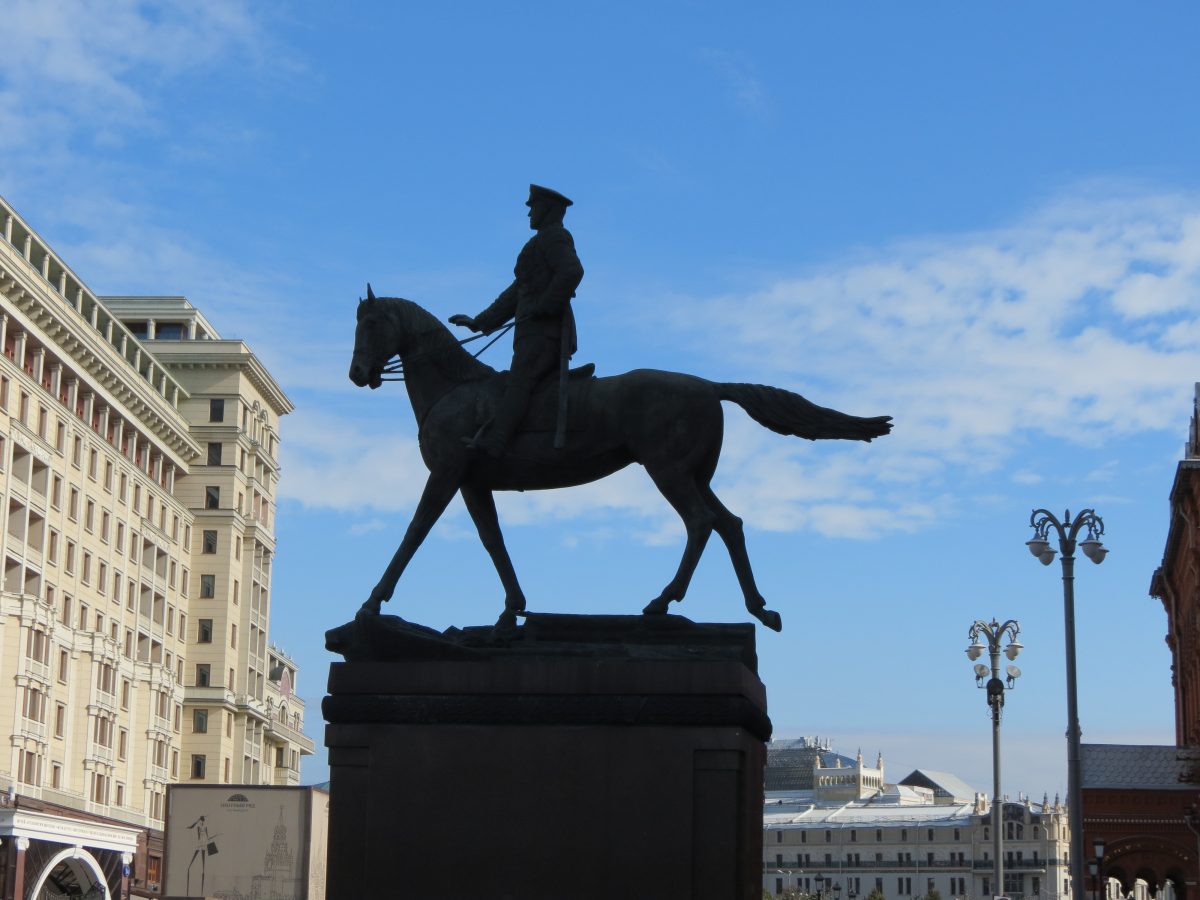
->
[700, 483, 783, 632]
[642, 465, 715, 616]
[460, 485, 526, 633]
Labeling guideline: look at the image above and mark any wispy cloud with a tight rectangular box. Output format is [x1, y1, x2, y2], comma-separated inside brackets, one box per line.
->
[698, 48, 770, 120]
[278, 410, 427, 512]
[348, 518, 388, 536]
[645, 185, 1200, 536]
[0, 0, 272, 153]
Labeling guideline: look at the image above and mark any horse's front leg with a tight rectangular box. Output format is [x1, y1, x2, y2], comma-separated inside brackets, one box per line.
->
[360, 469, 462, 616]
[460, 484, 526, 634]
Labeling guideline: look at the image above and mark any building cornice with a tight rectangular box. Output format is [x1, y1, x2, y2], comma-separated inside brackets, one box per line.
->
[0, 807, 141, 851]
[0, 249, 201, 467]
[145, 341, 294, 417]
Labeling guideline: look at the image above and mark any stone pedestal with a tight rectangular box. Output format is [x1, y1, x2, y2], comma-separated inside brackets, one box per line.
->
[323, 615, 770, 900]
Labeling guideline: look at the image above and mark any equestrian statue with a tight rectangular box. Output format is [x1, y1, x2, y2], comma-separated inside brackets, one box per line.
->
[347, 185, 892, 633]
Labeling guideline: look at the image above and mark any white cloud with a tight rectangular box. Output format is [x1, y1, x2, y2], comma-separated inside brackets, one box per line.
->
[0, 0, 271, 151]
[279, 410, 427, 512]
[633, 187, 1200, 535]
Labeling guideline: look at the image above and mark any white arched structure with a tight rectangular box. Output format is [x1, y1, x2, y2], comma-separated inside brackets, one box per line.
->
[27, 845, 109, 900]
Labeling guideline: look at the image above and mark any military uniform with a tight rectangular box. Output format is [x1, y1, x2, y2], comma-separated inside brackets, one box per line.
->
[468, 186, 584, 454]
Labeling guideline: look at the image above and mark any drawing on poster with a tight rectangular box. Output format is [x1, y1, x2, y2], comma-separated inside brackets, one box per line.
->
[166, 788, 306, 900]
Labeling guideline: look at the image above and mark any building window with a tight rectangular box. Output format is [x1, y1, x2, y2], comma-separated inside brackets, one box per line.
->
[191, 754, 206, 779]
[202, 530, 217, 553]
[193, 709, 209, 733]
[207, 442, 221, 466]
[205, 486, 220, 509]
[196, 664, 211, 687]
[200, 575, 215, 598]
[825, 830, 832, 843]
[209, 398, 224, 422]
[850, 830, 857, 842]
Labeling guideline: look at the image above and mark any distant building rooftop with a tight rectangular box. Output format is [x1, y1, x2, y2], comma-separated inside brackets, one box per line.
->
[899, 769, 978, 804]
[766, 738, 855, 791]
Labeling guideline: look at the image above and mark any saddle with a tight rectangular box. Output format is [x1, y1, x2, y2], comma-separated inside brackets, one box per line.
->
[477, 363, 596, 435]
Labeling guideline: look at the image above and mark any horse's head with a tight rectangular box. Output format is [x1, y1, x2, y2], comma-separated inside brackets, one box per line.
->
[349, 284, 392, 390]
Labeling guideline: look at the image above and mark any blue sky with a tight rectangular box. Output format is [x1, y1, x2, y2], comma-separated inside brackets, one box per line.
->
[4, 0, 1200, 798]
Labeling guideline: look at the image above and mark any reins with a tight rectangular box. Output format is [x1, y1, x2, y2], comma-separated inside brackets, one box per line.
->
[377, 320, 516, 382]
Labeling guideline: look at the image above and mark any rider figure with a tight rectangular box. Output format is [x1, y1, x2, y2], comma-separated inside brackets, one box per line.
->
[450, 184, 583, 457]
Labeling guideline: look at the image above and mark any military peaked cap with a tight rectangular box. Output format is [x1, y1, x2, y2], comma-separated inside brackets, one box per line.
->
[527, 184, 573, 207]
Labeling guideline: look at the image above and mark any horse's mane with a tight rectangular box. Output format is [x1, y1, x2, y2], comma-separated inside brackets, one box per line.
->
[381, 296, 496, 382]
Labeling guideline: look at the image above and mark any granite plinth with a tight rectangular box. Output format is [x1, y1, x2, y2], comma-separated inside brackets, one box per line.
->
[323, 615, 770, 900]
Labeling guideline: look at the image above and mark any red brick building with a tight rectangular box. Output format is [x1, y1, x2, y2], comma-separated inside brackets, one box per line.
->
[1081, 389, 1200, 900]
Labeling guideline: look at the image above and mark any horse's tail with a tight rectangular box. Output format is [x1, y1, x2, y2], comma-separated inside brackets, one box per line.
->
[716, 382, 893, 442]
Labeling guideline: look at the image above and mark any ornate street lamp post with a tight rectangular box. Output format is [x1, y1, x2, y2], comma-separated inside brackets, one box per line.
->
[1091, 837, 1106, 900]
[967, 618, 1024, 900]
[1027, 508, 1107, 900]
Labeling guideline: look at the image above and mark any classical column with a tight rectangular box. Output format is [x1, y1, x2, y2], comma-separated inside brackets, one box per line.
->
[8, 836, 29, 899]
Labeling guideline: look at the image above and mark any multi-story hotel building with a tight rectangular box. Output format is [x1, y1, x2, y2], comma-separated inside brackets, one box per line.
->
[0, 195, 314, 899]
[765, 739, 1072, 900]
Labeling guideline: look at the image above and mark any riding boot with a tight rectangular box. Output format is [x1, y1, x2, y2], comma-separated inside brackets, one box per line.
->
[476, 377, 536, 457]
[474, 335, 560, 457]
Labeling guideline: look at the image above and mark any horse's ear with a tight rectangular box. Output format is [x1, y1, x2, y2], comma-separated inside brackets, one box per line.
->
[367, 283, 376, 302]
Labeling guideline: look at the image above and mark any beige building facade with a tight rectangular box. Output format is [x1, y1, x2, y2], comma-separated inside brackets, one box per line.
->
[765, 740, 1072, 900]
[0, 194, 314, 899]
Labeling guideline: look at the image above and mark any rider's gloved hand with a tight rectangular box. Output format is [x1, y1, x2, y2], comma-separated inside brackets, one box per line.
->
[448, 314, 478, 331]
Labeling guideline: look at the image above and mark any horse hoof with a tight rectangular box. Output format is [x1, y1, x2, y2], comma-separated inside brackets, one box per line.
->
[489, 610, 520, 644]
[643, 597, 670, 615]
[755, 608, 783, 632]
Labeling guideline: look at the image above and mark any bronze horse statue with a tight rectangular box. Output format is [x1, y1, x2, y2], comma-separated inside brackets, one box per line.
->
[348, 291, 892, 631]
